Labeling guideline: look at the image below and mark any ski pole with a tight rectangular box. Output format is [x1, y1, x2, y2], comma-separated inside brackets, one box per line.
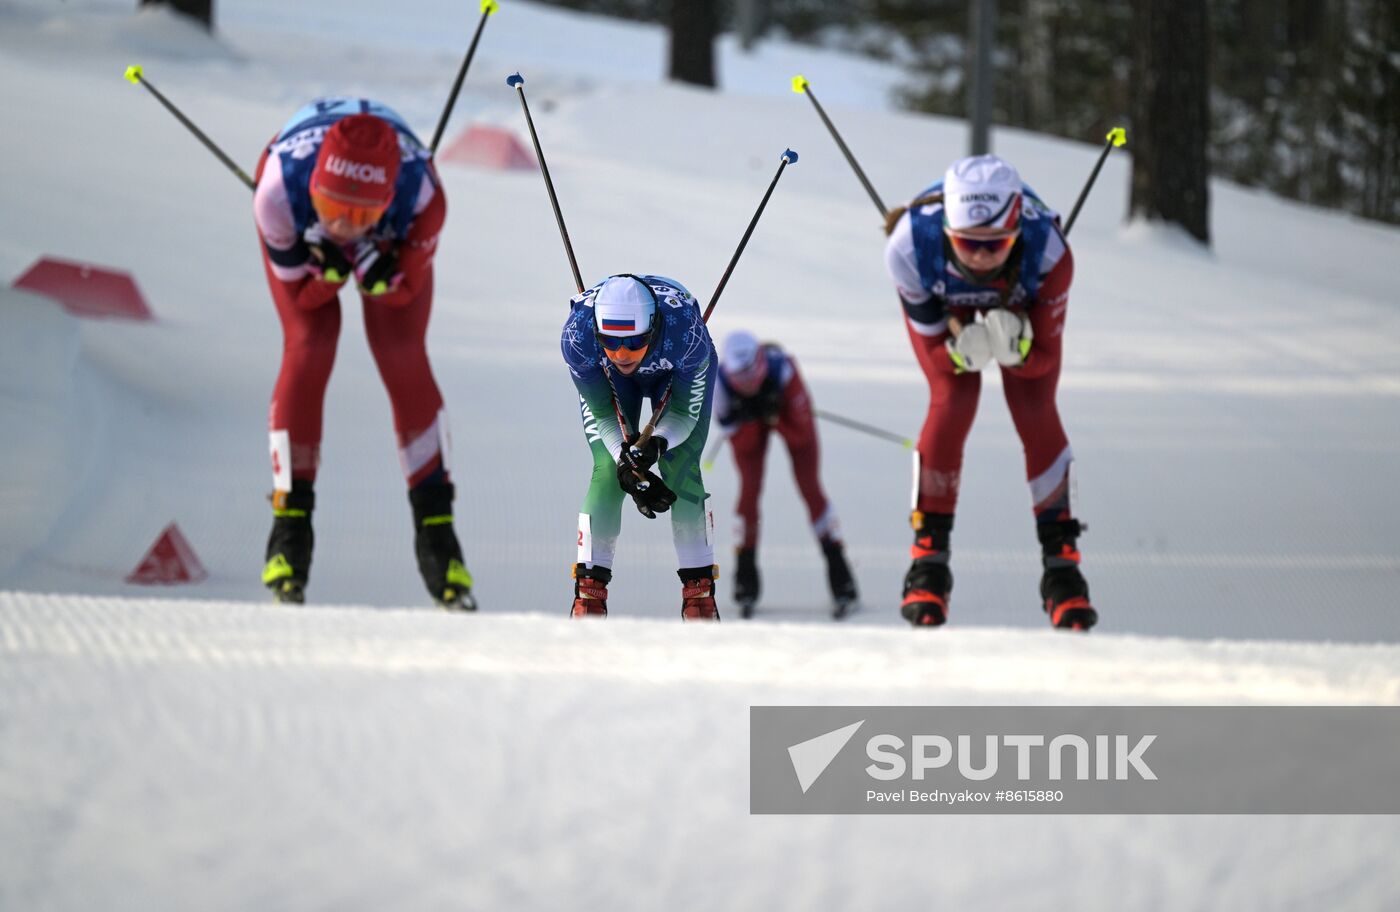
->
[124, 65, 255, 192]
[791, 75, 885, 214]
[507, 72, 584, 293]
[637, 148, 800, 451]
[815, 409, 913, 448]
[1062, 127, 1127, 236]
[790, 75, 970, 340]
[701, 434, 727, 472]
[508, 72, 652, 486]
[702, 148, 798, 323]
[429, 0, 501, 155]
[703, 411, 911, 471]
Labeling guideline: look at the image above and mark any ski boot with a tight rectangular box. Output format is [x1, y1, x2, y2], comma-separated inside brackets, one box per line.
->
[734, 547, 760, 618]
[263, 481, 315, 604]
[821, 537, 859, 619]
[571, 564, 610, 617]
[1038, 519, 1096, 631]
[409, 482, 477, 611]
[901, 512, 953, 627]
[680, 565, 721, 622]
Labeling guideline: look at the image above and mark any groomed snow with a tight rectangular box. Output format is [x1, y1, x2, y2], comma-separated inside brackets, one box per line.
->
[2, 1, 1399, 909]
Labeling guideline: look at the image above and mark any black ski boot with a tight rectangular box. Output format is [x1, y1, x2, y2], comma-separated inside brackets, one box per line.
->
[901, 512, 953, 627]
[734, 547, 760, 618]
[263, 480, 315, 604]
[821, 537, 859, 619]
[409, 482, 477, 611]
[1038, 519, 1097, 631]
[571, 563, 610, 617]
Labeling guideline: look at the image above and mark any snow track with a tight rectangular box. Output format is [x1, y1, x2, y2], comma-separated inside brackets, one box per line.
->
[3, 0, 1400, 907]
[3, 592, 1399, 910]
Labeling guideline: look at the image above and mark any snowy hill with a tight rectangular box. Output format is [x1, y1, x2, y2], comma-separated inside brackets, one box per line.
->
[2, 0, 1399, 909]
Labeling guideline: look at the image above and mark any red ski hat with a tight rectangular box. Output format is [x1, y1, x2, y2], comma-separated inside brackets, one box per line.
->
[310, 114, 401, 210]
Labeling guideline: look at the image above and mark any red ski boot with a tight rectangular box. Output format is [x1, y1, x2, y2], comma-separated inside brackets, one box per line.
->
[679, 566, 720, 622]
[571, 563, 610, 617]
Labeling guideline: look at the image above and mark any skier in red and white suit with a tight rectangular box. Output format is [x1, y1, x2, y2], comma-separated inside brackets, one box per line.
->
[883, 154, 1095, 630]
[252, 97, 473, 609]
[716, 331, 857, 616]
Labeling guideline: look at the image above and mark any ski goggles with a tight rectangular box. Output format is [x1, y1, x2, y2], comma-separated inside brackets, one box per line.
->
[599, 332, 653, 352]
[310, 186, 390, 235]
[945, 228, 1019, 259]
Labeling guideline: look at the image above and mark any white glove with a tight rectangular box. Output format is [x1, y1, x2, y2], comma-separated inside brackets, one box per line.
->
[945, 322, 994, 373]
[984, 308, 1033, 367]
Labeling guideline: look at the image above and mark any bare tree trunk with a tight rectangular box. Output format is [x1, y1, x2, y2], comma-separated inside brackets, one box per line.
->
[1129, 0, 1210, 244]
[141, 0, 213, 30]
[668, 0, 718, 88]
[1022, 0, 1055, 129]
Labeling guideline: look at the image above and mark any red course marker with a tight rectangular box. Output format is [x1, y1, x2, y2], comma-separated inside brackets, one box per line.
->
[126, 523, 208, 585]
[12, 256, 153, 321]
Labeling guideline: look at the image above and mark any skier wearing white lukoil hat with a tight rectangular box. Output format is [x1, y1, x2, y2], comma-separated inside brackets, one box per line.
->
[561, 274, 720, 621]
[714, 330, 858, 619]
[883, 153, 1095, 632]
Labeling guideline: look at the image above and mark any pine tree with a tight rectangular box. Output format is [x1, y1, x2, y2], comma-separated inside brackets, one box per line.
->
[140, 0, 212, 30]
[1129, 0, 1211, 243]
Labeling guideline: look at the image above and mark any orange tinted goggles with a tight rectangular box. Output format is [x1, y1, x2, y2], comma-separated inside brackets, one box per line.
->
[946, 229, 1019, 259]
[310, 187, 389, 232]
[603, 343, 648, 364]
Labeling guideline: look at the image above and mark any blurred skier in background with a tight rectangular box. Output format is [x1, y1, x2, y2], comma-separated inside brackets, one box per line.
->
[253, 97, 474, 610]
[883, 153, 1095, 630]
[561, 274, 720, 620]
[715, 330, 857, 618]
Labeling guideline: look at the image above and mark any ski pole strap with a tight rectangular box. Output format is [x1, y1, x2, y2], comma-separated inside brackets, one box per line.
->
[703, 149, 798, 324]
[429, 1, 501, 155]
[507, 72, 584, 293]
[124, 65, 255, 192]
[792, 75, 886, 215]
[1063, 127, 1127, 237]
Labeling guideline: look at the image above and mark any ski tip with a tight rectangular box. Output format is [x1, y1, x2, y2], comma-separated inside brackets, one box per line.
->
[481, 0, 500, 14]
[782, 148, 799, 164]
[506, 72, 524, 88]
[790, 75, 808, 94]
[124, 64, 143, 85]
[1107, 126, 1127, 147]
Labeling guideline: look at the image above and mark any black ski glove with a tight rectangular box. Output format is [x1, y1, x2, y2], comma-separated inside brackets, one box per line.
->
[623, 434, 667, 473]
[634, 474, 678, 518]
[306, 236, 353, 284]
[617, 462, 676, 518]
[355, 244, 403, 296]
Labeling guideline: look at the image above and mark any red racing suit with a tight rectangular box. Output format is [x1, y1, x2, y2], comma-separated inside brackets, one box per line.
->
[253, 142, 450, 492]
[716, 344, 839, 549]
[884, 200, 1076, 522]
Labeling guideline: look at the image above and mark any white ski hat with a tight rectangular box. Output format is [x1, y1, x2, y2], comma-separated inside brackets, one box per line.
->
[594, 275, 657, 338]
[943, 154, 1023, 231]
[722, 330, 761, 375]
